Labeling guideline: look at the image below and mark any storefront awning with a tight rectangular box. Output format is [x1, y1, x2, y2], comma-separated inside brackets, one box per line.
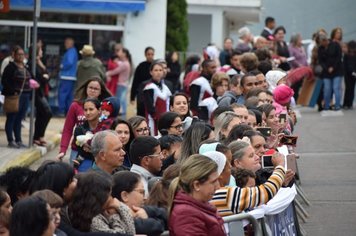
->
[11, 0, 146, 14]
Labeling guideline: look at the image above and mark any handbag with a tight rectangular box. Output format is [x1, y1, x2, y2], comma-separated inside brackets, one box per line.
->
[3, 67, 27, 113]
[3, 95, 20, 113]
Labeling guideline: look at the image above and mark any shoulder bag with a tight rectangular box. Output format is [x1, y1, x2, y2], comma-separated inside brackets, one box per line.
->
[3, 67, 27, 113]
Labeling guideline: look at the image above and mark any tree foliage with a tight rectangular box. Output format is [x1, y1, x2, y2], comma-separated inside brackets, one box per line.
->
[166, 0, 189, 52]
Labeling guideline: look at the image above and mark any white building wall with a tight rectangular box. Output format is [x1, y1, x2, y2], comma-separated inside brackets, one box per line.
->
[187, 14, 211, 53]
[187, 1, 261, 52]
[124, 0, 167, 69]
[188, 5, 224, 51]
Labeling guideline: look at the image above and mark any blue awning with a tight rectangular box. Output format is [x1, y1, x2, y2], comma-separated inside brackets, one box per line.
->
[11, 0, 146, 14]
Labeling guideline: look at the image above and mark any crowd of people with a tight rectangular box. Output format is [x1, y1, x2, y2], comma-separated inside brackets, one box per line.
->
[0, 15, 355, 235]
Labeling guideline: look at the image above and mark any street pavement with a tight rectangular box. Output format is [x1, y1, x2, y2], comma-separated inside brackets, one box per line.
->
[0, 116, 63, 172]
[295, 107, 356, 236]
[1, 104, 356, 235]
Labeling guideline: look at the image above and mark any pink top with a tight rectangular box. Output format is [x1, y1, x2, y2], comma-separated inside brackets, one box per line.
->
[59, 101, 86, 154]
[106, 60, 131, 87]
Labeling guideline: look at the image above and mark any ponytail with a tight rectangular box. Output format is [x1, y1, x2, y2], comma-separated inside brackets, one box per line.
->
[167, 177, 180, 217]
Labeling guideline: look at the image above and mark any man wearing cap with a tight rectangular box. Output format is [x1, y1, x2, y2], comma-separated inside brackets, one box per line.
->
[58, 37, 78, 115]
[76, 44, 105, 90]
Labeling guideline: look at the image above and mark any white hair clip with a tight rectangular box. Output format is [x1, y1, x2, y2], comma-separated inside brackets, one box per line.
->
[237, 136, 251, 144]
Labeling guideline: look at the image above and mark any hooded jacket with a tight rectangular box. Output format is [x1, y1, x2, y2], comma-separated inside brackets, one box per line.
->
[169, 191, 226, 236]
[76, 56, 106, 89]
[96, 96, 120, 131]
[217, 90, 244, 106]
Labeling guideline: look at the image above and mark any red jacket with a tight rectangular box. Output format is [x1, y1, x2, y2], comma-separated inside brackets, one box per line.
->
[106, 58, 119, 95]
[169, 191, 226, 236]
[60, 101, 85, 154]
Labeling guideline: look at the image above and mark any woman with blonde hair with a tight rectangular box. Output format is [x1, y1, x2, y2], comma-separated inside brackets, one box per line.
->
[168, 154, 226, 236]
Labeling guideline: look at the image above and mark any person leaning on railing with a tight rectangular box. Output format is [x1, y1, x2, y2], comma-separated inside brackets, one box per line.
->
[210, 141, 286, 216]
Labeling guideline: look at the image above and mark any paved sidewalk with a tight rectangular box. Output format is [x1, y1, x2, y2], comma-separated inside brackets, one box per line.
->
[0, 115, 64, 172]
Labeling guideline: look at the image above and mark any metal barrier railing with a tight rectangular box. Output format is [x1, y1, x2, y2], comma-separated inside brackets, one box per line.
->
[223, 213, 263, 236]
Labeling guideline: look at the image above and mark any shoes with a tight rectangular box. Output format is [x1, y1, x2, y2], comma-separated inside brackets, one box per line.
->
[333, 110, 344, 116]
[321, 110, 344, 117]
[16, 142, 28, 148]
[320, 110, 330, 117]
[8, 141, 19, 149]
[342, 105, 353, 110]
[33, 140, 47, 146]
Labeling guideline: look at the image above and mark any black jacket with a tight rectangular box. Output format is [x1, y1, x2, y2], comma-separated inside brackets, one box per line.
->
[130, 61, 151, 101]
[1, 61, 32, 96]
[134, 205, 167, 236]
[275, 41, 291, 71]
[318, 41, 343, 78]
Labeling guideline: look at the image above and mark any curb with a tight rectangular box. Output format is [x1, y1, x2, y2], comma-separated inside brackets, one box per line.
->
[0, 134, 61, 172]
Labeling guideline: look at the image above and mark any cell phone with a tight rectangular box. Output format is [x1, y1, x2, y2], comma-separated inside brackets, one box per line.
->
[280, 135, 298, 146]
[279, 113, 287, 125]
[256, 127, 272, 137]
[262, 155, 274, 169]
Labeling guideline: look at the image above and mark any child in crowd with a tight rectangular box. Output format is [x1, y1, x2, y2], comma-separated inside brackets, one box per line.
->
[234, 168, 256, 187]
[217, 74, 244, 106]
[97, 97, 120, 130]
[32, 189, 67, 236]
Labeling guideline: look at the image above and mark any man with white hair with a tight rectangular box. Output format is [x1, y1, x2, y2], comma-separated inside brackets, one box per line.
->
[91, 130, 126, 175]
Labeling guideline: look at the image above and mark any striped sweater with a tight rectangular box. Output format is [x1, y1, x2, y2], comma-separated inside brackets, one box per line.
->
[210, 166, 286, 216]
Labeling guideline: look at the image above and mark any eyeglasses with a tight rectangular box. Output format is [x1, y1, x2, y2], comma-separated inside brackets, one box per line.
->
[147, 151, 164, 159]
[88, 86, 100, 91]
[170, 123, 183, 130]
[136, 127, 150, 134]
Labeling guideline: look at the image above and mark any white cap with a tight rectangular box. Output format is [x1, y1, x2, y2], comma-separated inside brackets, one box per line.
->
[202, 151, 226, 176]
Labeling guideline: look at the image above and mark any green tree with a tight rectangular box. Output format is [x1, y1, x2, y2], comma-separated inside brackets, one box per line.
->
[166, 0, 189, 52]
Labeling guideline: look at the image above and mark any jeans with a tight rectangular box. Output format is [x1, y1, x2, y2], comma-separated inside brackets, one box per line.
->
[58, 79, 75, 114]
[323, 76, 342, 110]
[115, 85, 127, 118]
[5, 92, 31, 143]
[69, 149, 79, 165]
